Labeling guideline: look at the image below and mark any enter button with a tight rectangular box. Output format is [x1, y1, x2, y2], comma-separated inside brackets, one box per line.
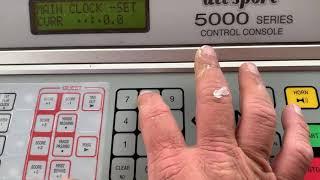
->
[285, 87, 319, 109]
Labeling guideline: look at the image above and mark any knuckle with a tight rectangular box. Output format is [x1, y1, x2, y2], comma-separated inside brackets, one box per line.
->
[246, 98, 276, 128]
[198, 83, 232, 105]
[149, 150, 184, 180]
[140, 102, 171, 121]
[294, 142, 314, 165]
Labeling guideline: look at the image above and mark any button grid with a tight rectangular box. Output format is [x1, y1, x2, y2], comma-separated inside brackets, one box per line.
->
[110, 88, 185, 180]
[23, 86, 106, 180]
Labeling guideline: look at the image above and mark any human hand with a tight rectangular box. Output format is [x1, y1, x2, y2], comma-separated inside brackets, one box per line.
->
[137, 46, 313, 180]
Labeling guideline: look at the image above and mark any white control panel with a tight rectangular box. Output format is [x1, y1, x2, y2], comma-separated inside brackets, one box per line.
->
[0, 71, 318, 179]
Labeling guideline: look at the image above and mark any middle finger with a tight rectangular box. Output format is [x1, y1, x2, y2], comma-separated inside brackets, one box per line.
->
[195, 46, 237, 150]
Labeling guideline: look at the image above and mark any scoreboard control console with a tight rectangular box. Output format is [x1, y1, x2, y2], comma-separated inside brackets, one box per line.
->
[0, 0, 320, 179]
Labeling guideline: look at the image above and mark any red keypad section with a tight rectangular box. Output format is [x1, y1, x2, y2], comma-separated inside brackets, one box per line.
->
[305, 158, 320, 180]
[23, 86, 106, 180]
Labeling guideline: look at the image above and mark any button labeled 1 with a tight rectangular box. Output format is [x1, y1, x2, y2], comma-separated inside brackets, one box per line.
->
[82, 93, 102, 111]
[113, 133, 136, 156]
[49, 160, 70, 180]
[0, 93, 16, 111]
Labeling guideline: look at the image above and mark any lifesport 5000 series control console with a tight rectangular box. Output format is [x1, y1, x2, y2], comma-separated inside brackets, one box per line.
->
[0, 0, 319, 179]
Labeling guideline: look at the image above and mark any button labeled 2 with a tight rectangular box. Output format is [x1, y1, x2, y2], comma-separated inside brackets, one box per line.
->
[285, 87, 319, 109]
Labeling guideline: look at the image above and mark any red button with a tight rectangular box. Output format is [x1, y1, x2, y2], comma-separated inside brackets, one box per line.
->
[305, 158, 320, 180]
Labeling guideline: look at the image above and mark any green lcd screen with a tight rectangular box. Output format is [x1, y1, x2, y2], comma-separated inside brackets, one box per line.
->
[30, 0, 149, 34]
[309, 124, 320, 148]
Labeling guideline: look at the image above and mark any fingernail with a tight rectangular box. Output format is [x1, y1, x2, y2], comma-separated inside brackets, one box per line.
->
[245, 63, 259, 75]
[199, 45, 216, 57]
[292, 104, 303, 117]
[139, 90, 153, 96]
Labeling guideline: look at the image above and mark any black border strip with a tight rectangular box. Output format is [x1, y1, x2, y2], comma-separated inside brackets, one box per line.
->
[29, 0, 150, 35]
[284, 86, 320, 110]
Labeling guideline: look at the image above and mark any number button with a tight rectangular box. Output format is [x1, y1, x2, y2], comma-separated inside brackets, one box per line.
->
[113, 133, 136, 156]
[270, 132, 281, 162]
[115, 111, 137, 132]
[162, 89, 183, 109]
[111, 158, 134, 180]
[116, 90, 138, 110]
[172, 110, 184, 130]
[139, 89, 160, 94]
[136, 158, 148, 180]
[137, 133, 146, 156]
[266, 87, 276, 108]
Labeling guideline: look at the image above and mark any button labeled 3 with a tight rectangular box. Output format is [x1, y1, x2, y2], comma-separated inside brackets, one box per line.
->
[285, 87, 319, 109]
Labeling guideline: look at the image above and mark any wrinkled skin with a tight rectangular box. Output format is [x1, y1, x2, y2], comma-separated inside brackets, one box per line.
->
[137, 46, 313, 180]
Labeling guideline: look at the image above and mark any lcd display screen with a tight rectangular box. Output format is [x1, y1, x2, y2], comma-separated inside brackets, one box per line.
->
[30, 0, 149, 34]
